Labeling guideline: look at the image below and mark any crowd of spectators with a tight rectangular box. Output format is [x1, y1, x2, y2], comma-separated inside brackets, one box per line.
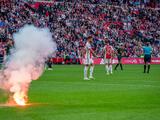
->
[0, 0, 160, 63]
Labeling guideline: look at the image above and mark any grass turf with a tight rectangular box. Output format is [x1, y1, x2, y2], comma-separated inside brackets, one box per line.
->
[0, 65, 160, 120]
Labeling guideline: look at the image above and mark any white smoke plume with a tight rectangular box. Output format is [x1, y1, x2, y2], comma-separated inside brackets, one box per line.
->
[0, 24, 56, 105]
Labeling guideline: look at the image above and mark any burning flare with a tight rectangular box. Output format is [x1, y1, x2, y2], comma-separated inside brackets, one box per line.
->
[13, 92, 27, 106]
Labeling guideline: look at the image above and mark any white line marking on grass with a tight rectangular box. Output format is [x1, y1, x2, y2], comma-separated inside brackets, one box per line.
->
[51, 81, 160, 88]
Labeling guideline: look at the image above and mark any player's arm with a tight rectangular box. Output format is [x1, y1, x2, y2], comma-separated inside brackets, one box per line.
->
[151, 47, 153, 53]
[80, 48, 85, 58]
[113, 47, 117, 57]
[150, 47, 153, 57]
[111, 48, 115, 58]
[78, 49, 82, 58]
[121, 49, 125, 57]
[90, 48, 98, 58]
[101, 46, 106, 58]
[140, 43, 146, 52]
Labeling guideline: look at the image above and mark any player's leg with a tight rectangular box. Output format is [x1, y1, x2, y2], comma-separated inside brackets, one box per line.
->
[147, 63, 150, 73]
[114, 56, 120, 70]
[106, 64, 109, 75]
[89, 59, 94, 79]
[147, 55, 151, 73]
[118, 56, 123, 70]
[114, 63, 119, 70]
[84, 59, 89, 80]
[144, 63, 147, 73]
[47, 61, 52, 70]
[89, 64, 94, 79]
[144, 55, 147, 73]
[84, 65, 89, 80]
[120, 62, 123, 70]
[109, 59, 113, 74]
[105, 59, 109, 75]
[104, 58, 108, 74]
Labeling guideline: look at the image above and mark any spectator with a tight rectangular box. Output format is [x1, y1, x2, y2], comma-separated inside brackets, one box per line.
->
[0, 0, 160, 64]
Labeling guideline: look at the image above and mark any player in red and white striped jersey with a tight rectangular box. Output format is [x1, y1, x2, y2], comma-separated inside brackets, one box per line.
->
[103, 41, 114, 75]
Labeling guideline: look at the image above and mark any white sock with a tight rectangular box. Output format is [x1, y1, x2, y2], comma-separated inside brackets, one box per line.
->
[105, 65, 109, 73]
[89, 66, 94, 77]
[84, 66, 88, 78]
[109, 64, 112, 73]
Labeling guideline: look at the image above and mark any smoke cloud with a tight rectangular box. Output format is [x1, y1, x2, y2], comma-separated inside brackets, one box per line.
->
[0, 25, 56, 105]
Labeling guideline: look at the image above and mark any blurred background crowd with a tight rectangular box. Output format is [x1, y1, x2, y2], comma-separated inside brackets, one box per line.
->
[0, 0, 160, 64]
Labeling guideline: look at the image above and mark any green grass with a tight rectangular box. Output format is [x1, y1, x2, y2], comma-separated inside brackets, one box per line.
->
[0, 65, 160, 120]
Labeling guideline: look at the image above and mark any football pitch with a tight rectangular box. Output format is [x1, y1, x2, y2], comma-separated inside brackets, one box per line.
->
[0, 65, 160, 120]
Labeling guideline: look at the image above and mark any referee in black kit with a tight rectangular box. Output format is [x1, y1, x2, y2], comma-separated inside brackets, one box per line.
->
[114, 44, 124, 70]
[142, 42, 152, 73]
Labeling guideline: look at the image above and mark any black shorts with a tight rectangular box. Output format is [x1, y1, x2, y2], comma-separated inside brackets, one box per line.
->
[144, 54, 151, 63]
[117, 55, 122, 62]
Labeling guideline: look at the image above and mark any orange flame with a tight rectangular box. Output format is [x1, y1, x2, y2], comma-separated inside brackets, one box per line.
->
[13, 92, 27, 106]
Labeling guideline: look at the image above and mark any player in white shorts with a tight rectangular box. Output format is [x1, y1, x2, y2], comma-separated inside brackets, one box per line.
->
[103, 41, 114, 75]
[83, 36, 97, 80]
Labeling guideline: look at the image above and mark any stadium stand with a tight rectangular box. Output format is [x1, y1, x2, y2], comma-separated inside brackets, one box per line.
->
[0, 0, 160, 64]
